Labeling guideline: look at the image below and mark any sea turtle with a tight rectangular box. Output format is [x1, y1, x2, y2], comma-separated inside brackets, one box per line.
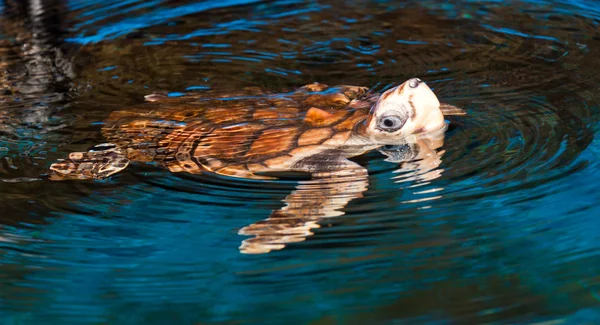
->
[48, 77, 466, 253]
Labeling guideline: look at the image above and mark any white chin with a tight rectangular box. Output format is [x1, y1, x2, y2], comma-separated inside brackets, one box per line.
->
[421, 121, 449, 136]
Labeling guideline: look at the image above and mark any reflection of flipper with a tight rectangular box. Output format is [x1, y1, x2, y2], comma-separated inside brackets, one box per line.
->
[48, 143, 130, 181]
[238, 159, 368, 254]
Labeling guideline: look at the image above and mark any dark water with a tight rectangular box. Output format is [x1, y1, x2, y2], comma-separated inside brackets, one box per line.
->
[1, 0, 600, 324]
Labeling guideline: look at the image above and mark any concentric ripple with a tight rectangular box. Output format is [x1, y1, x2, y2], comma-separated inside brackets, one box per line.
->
[1, 0, 600, 324]
[439, 81, 594, 199]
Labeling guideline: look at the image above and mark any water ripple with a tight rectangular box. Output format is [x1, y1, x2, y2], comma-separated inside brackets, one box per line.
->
[1, 0, 600, 324]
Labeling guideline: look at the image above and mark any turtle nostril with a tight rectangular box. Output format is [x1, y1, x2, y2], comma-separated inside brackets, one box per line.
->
[408, 78, 421, 88]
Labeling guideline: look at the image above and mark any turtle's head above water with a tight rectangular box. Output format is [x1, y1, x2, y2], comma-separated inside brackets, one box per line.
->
[364, 78, 445, 141]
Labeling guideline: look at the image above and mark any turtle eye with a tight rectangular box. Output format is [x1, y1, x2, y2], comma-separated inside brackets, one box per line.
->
[377, 115, 405, 132]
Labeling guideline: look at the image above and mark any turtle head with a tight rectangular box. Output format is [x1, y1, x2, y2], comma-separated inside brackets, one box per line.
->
[364, 78, 445, 141]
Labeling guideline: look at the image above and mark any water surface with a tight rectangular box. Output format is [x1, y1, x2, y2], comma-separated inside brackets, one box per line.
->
[1, 0, 600, 324]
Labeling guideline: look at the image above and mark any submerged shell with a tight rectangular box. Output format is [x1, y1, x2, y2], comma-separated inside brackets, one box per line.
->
[101, 84, 376, 178]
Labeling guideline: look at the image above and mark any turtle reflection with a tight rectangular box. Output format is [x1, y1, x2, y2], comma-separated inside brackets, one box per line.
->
[239, 128, 447, 254]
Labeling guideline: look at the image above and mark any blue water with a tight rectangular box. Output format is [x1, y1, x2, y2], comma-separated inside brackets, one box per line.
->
[1, 0, 600, 324]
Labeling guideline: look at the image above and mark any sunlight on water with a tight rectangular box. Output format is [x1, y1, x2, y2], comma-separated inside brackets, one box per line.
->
[1, 0, 600, 324]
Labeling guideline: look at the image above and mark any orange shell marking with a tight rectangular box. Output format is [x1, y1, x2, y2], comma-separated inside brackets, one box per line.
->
[304, 107, 349, 127]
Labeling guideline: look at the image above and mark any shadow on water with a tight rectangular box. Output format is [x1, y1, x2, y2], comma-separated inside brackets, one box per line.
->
[1, 0, 600, 324]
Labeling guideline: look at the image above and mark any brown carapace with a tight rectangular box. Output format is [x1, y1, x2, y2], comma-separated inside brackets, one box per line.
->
[48, 78, 466, 253]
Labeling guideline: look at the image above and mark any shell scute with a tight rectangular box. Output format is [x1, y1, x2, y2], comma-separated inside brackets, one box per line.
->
[252, 108, 300, 122]
[263, 155, 294, 169]
[340, 86, 369, 99]
[304, 107, 349, 127]
[322, 131, 352, 146]
[194, 123, 265, 161]
[205, 158, 224, 169]
[297, 128, 333, 146]
[290, 145, 323, 159]
[303, 93, 350, 108]
[252, 109, 279, 120]
[216, 164, 249, 177]
[246, 126, 300, 159]
[204, 107, 252, 125]
[300, 83, 329, 92]
[333, 110, 366, 132]
[246, 163, 267, 172]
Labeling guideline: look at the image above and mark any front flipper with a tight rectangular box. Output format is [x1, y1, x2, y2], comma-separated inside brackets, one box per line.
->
[48, 143, 130, 181]
[238, 159, 368, 254]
